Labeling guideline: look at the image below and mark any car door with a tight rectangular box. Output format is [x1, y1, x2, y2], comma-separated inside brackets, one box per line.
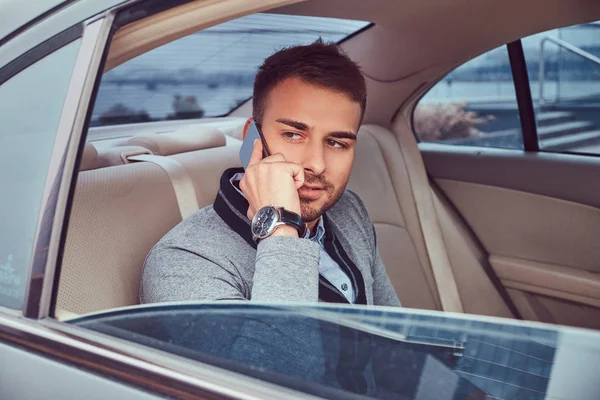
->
[0, 1, 315, 399]
[414, 22, 600, 330]
[0, 3, 164, 399]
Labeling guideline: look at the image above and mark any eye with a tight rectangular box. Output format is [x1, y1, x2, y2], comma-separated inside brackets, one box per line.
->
[327, 139, 348, 149]
[282, 131, 303, 141]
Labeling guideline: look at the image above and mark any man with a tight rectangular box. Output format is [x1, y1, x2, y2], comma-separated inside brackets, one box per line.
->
[141, 39, 400, 307]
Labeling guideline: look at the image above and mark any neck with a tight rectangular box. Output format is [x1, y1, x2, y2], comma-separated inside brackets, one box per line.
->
[306, 218, 319, 233]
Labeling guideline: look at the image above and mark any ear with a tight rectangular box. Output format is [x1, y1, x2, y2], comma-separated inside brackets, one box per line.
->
[242, 118, 254, 140]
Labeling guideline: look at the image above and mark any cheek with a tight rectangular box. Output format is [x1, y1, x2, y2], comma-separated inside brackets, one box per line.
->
[265, 135, 303, 162]
[325, 152, 354, 185]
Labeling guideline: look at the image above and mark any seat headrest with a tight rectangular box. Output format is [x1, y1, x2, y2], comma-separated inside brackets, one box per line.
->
[125, 126, 226, 156]
[80, 142, 100, 171]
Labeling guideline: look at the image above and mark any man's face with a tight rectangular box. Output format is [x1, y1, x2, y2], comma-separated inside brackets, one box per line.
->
[259, 77, 362, 223]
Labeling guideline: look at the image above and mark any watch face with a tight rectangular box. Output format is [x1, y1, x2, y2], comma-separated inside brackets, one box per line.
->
[251, 207, 279, 239]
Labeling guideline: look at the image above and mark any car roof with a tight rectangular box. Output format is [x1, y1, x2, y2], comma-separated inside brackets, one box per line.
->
[0, 0, 70, 43]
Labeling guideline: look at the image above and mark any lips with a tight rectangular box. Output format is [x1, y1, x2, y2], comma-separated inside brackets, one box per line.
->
[298, 186, 324, 200]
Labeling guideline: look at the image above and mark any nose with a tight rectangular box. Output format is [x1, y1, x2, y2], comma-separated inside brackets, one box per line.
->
[303, 140, 326, 176]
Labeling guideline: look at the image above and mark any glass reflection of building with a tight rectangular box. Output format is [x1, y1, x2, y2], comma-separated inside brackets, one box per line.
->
[337, 309, 558, 400]
[394, 315, 557, 400]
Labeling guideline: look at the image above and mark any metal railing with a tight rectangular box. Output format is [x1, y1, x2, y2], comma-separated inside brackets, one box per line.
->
[538, 36, 600, 105]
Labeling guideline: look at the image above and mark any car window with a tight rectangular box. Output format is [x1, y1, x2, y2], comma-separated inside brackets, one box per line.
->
[0, 39, 81, 310]
[89, 13, 370, 131]
[414, 21, 600, 155]
[522, 21, 600, 155]
[413, 46, 524, 150]
[72, 304, 562, 400]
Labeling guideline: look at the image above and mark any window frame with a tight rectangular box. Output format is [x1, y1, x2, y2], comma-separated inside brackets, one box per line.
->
[410, 43, 529, 152]
[507, 40, 539, 152]
[0, 25, 85, 315]
[0, 9, 119, 318]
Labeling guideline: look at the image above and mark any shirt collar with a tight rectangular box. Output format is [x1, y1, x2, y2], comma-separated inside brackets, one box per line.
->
[305, 217, 326, 244]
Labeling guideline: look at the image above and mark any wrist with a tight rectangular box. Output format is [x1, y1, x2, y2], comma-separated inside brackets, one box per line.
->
[270, 225, 300, 238]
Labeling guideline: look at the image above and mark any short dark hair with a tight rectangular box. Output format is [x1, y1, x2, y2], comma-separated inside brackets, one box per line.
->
[253, 38, 367, 125]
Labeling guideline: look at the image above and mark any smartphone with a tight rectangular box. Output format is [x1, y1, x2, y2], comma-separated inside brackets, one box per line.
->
[239, 121, 270, 169]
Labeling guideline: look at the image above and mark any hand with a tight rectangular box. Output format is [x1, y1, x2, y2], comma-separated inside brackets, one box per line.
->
[239, 140, 304, 235]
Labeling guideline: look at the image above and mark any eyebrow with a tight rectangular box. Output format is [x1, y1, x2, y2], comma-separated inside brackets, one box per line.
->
[276, 118, 357, 140]
[329, 131, 357, 141]
[276, 118, 309, 131]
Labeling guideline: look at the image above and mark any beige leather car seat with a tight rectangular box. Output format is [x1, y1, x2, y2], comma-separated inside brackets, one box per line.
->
[348, 125, 513, 317]
[57, 133, 239, 315]
[57, 124, 513, 319]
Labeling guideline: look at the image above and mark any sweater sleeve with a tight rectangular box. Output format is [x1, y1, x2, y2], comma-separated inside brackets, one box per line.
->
[140, 241, 249, 303]
[141, 234, 321, 304]
[251, 236, 321, 302]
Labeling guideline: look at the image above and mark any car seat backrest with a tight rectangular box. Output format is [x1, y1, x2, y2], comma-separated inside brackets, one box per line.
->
[57, 143, 240, 315]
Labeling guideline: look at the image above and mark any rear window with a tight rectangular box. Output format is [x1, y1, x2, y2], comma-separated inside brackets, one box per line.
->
[91, 13, 370, 127]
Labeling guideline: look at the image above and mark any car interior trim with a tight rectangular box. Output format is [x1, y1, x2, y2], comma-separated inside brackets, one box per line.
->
[420, 143, 600, 209]
[490, 255, 600, 303]
[432, 185, 523, 319]
[104, 0, 304, 71]
[113, 0, 197, 30]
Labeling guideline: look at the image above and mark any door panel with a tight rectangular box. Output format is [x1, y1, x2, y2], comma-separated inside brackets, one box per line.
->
[421, 143, 600, 209]
[490, 256, 600, 307]
[435, 178, 600, 271]
[422, 145, 600, 329]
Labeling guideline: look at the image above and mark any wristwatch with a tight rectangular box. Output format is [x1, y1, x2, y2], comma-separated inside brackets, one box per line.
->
[251, 206, 305, 241]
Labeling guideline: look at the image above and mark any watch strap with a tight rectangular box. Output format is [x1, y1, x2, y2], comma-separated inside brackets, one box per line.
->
[278, 208, 305, 236]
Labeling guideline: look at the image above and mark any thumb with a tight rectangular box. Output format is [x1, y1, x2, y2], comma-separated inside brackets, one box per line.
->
[247, 139, 264, 167]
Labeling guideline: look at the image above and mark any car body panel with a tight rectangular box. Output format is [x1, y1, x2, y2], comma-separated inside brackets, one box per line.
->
[0, 340, 165, 400]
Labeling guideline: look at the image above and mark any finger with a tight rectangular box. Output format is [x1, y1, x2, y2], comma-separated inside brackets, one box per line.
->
[261, 152, 286, 163]
[294, 168, 305, 189]
[247, 139, 264, 167]
[239, 175, 247, 193]
[282, 162, 305, 188]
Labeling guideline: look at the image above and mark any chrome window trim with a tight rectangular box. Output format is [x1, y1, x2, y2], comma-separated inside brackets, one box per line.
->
[23, 16, 114, 319]
[0, 312, 318, 400]
[0, 305, 22, 317]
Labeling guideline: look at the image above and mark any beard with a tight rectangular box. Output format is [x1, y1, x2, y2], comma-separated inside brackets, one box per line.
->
[298, 174, 347, 223]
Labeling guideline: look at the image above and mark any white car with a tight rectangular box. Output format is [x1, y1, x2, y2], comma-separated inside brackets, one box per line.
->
[2, 0, 600, 399]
